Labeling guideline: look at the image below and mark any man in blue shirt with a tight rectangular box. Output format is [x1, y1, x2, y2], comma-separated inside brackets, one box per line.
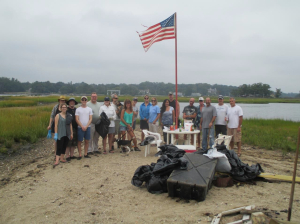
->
[139, 95, 152, 143]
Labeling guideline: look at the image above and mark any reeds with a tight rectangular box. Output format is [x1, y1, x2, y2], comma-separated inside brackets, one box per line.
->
[243, 118, 300, 151]
[0, 106, 52, 145]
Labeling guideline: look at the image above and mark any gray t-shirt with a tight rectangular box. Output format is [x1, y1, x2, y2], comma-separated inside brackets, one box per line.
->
[201, 105, 217, 128]
[87, 101, 101, 124]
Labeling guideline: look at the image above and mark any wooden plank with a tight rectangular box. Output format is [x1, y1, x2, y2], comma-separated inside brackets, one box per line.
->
[258, 173, 300, 183]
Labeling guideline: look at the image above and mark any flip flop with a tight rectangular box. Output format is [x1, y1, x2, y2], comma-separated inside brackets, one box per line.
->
[103, 150, 107, 155]
[60, 160, 67, 163]
[109, 150, 114, 153]
[77, 156, 82, 160]
[53, 163, 59, 168]
[237, 153, 242, 157]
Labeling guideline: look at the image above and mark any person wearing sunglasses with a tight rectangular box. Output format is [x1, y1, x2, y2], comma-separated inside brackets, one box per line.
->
[53, 103, 73, 167]
[148, 97, 160, 133]
[75, 96, 93, 159]
[139, 95, 152, 143]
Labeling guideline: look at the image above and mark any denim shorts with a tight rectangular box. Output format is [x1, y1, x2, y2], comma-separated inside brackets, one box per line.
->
[120, 125, 132, 132]
[77, 127, 91, 141]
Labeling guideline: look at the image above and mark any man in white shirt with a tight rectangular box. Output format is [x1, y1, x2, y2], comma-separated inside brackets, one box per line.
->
[75, 96, 93, 159]
[86, 92, 101, 155]
[214, 95, 228, 137]
[227, 97, 243, 157]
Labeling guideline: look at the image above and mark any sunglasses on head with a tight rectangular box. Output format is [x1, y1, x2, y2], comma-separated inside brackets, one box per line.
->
[144, 97, 149, 99]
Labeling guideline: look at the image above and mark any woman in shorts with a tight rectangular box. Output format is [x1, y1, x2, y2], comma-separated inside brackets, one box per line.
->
[99, 97, 116, 154]
[120, 99, 140, 152]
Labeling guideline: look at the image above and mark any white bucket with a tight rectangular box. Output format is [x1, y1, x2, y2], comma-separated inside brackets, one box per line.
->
[184, 123, 193, 131]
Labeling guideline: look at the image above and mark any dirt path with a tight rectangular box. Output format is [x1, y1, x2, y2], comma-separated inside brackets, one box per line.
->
[0, 131, 299, 223]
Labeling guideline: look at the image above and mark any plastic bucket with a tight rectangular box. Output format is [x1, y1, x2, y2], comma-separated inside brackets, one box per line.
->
[184, 123, 193, 131]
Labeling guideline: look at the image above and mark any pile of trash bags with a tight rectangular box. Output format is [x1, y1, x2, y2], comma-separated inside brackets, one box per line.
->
[198, 143, 264, 182]
[131, 145, 188, 194]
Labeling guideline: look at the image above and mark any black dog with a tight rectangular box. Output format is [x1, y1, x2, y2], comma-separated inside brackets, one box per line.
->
[114, 138, 132, 153]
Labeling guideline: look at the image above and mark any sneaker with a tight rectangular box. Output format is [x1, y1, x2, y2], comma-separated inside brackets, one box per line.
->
[134, 147, 141, 151]
[84, 155, 91, 158]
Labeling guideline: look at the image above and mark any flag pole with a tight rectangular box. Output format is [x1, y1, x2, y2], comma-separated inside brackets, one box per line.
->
[175, 12, 178, 128]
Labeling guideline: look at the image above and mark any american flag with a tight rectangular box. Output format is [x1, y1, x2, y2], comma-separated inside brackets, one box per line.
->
[137, 14, 175, 52]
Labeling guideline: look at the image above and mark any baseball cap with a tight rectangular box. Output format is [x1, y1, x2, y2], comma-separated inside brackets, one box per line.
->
[81, 96, 87, 100]
[218, 95, 224, 99]
[168, 92, 173, 95]
[133, 97, 138, 101]
[199, 97, 204, 101]
[104, 97, 110, 101]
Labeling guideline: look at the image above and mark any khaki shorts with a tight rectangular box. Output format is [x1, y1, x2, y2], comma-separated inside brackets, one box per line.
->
[227, 128, 242, 143]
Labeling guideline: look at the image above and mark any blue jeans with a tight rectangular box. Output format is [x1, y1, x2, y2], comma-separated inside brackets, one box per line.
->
[202, 128, 215, 150]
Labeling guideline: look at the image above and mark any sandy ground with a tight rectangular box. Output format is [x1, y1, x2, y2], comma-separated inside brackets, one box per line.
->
[0, 129, 300, 224]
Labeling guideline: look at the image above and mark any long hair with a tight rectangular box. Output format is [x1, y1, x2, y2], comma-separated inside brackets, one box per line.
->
[160, 99, 170, 114]
[123, 99, 133, 112]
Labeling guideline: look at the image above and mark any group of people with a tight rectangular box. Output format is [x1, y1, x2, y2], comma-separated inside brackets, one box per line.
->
[183, 95, 243, 156]
[47, 92, 243, 166]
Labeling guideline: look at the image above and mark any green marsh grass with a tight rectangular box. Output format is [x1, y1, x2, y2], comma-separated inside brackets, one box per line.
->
[0, 106, 52, 145]
[243, 118, 300, 151]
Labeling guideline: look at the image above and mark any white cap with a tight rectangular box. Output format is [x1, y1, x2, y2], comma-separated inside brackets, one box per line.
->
[199, 97, 204, 101]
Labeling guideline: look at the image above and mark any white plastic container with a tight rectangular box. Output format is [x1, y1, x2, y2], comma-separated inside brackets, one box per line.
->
[184, 123, 193, 131]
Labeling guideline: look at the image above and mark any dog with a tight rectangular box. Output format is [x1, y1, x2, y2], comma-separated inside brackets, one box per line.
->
[114, 138, 133, 153]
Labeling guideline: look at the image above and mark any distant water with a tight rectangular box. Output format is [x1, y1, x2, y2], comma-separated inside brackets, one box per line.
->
[134, 102, 300, 122]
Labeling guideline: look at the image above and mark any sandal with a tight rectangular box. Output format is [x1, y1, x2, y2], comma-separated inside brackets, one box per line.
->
[109, 150, 114, 153]
[237, 153, 242, 157]
[103, 150, 107, 154]
[60, 160, 67, 163]
[53, 163, 59, 168]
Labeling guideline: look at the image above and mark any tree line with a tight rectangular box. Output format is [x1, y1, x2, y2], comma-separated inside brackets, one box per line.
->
[0, 77, 292, 98]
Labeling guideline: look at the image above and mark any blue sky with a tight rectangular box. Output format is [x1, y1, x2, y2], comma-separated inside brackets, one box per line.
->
[0, 0, 299, 93]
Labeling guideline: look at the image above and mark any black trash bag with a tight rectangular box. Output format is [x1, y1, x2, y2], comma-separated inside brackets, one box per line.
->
[152, 155, 179, 176]
[140, 136, 155, 146]
[217, 148, 264, 182]
[155, 144, 186, 158]
[131, 165, 154, 187]
[95, 112, 110, 139]
[146, 175, 169, 194]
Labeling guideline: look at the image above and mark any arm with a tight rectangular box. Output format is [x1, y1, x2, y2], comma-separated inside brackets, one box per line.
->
[139, 105, 144, 120]
[237, 116, 243, 132]
[183, 112, 187, 119]
[120, 109, 126, 124]
[54, 114, 59, 134]
[75, 115, 84, 129]
[209, 116, 216, 128]
[111, 107, 117, 120]
[84, 115, 93, 131]
[153, 113, 160, 124]
[70, 123, 73, 140]
[47, 105, 57, 130]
